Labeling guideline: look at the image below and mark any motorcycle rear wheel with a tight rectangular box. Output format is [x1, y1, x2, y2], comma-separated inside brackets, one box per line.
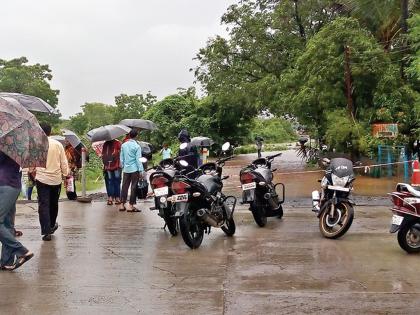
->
[319, 202, 354, 239]
[179, 210, 204, 249]
[251, 200, 267, 227]
[163, 209, 178, 236]
[397, 223, 420, 253]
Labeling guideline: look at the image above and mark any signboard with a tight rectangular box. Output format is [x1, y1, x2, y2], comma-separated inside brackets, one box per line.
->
[372, 124, 398, 138]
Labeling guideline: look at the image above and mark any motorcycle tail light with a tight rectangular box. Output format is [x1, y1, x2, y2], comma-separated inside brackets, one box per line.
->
[172, 181, 190, 194]
[392, 195, 404, 208]
[240, 172, 255, 184]
[151, 176, 168, 189]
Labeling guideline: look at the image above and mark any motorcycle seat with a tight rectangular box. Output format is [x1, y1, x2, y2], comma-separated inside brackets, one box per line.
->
[197, 174, 221, 195]
[396, 183, 420, 197]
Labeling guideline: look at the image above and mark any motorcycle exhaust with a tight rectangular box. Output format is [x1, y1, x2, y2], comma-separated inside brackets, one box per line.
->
[197, 209, 222, 227]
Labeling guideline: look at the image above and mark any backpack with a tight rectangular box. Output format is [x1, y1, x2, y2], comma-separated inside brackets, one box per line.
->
[102, 141, 118, 170]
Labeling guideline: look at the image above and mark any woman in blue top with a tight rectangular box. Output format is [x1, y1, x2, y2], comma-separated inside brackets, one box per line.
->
[119, 130, 144, 212]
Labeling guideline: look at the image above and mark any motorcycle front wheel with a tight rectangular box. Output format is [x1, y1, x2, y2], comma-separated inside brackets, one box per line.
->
[397, 222, 420, 253]
[319, 202, 354, 239]
[179, 209, 204, 249]
[221, 217, 236, 236]
[251, 200, 267, 227]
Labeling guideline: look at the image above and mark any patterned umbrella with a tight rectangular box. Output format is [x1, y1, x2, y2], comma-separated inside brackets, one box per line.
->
[0, 97, 49, 168]
[0, 92, 57, 114]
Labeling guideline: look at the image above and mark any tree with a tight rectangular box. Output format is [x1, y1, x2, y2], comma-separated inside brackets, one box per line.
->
[114, 92, 156, 122]
[68, 102, 116, 135]
[408, 13, 420, 81]
[0, 57, 60, 125]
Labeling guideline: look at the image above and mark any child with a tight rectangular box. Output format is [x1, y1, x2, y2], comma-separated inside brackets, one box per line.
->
[160, 144, 172, 160]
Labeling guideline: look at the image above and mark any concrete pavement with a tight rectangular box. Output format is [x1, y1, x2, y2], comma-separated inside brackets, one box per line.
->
[1, 200, 419, 314]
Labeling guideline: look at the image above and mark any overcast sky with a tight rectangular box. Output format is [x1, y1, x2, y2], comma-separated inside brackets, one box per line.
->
[1, 0, 237, 118]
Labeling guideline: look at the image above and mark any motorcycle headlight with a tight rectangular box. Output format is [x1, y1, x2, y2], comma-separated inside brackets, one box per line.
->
[332, 174, 349, 187]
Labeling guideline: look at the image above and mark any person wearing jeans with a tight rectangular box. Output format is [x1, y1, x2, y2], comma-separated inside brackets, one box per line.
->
[102, 139, 122, 205]
[35, 124, 69, 241]
[0, 152, 34, 270]
[119, 130, 144, 212]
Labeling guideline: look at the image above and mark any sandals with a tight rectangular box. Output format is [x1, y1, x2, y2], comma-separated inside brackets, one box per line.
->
[14, 230, 23, 237]
[119, 206, 126, 212]
[114, 200, 121, 205]
[127, 207, 141, 213]
[107, 200, 113, 206]
[9, 251, 34, 271]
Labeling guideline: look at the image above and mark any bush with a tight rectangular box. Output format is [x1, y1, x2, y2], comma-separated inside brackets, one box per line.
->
[249, 118, 296, 144]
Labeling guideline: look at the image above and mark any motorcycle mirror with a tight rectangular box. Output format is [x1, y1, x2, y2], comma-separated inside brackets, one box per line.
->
[139, 157, 148, 163]
[321, 158, 330, 167]
[179, 143, 188, 150]
[222, 142, 231, 152]
[321, 145, 328, 151]
[179, 160, 189, 167]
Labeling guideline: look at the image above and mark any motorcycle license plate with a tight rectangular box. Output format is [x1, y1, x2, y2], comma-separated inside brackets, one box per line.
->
[242, 182, 256, 191]
[173, 194, 188, 203]
[154, 186, 168, 197]
[391, 214, 404, 226]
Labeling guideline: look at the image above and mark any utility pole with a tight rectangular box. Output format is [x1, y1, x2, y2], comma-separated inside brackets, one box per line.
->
[344, 45, 355, 120]
[400, 0, 409, 80]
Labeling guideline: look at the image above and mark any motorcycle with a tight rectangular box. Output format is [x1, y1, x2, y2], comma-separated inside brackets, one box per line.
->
[146, 155, 194, 236]
[239, 153, 285, 227]
[388, 183, 420, 253]
[171, 142, 237, 249]
[311, 158, 355, 239]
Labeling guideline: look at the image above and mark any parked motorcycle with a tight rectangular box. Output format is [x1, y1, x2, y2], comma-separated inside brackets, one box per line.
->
[147, 156, 193, 236]
[311, 158, 355, 239]
[172, 142, 237, 249]
[239, 153, 285, 227]
[388, 183, 420, 253]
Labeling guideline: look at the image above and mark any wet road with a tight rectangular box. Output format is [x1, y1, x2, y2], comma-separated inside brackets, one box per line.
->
[2, 199, 420, 314]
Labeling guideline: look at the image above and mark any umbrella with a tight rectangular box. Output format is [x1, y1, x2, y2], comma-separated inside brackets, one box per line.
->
[61, 129, 82, 148]
[0, 92, 57, 114]
[119, 119, 158, 131]
[51, 135, 66, 146]
[87, 124, 131, 143]
[0, 97, 49, 168]
[91, 140, 152, 157]
[91, 141, 105, 157]
[191, 136, 214, 147]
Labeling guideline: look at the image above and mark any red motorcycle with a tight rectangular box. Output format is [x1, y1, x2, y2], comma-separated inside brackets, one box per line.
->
[388, 183, 420, 253]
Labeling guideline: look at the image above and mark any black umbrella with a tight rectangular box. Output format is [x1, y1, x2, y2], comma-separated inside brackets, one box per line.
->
[61, 129, 82, 148]
[191, 136, 214, 147]
[87, 124, 131, 142]
[0, 92, 57, 114]
[119, 119, 158, 131]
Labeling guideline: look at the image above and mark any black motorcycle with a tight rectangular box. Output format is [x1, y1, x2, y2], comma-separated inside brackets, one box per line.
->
[311, 158, 355, 239]
[172, 142, 237, 249]
[239, 153, 285, 227]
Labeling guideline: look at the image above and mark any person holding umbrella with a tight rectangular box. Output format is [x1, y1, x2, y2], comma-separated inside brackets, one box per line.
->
[119, 129, 144, 212]
[35, 123, 69, 241]
[102, 139, 122, 205]
[0, 97, 48, 270]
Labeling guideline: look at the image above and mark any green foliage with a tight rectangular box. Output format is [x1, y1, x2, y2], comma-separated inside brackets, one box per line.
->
[67, 102, 116, 135]
[114, 92, 156, 123]
[234, 143, 288, 155]
[0, 57, 60, 126]
[408, 14, 420, 81]
[249, 118, 296, 144]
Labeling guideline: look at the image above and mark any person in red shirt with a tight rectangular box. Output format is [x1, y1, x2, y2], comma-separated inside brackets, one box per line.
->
[102, 139, 122, 205]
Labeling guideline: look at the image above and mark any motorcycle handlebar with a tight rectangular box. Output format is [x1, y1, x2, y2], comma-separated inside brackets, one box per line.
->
[217, 155, 234, 164]
[267, 152, 282, 160]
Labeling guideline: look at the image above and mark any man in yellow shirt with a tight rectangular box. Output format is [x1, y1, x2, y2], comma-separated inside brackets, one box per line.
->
[36, 124, 69, 241]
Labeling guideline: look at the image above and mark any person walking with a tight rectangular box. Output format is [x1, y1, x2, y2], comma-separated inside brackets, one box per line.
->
[35, 124, 69, 241]
[0, 151, 34, 270]
[255, 136, 264, 158]
[119, 129, 143, 212]
[160, 143, 172, 160]
[102, 139, 122, 205]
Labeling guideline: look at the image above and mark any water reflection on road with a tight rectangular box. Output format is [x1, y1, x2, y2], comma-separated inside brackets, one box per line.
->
[222, 150, 407, 198]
